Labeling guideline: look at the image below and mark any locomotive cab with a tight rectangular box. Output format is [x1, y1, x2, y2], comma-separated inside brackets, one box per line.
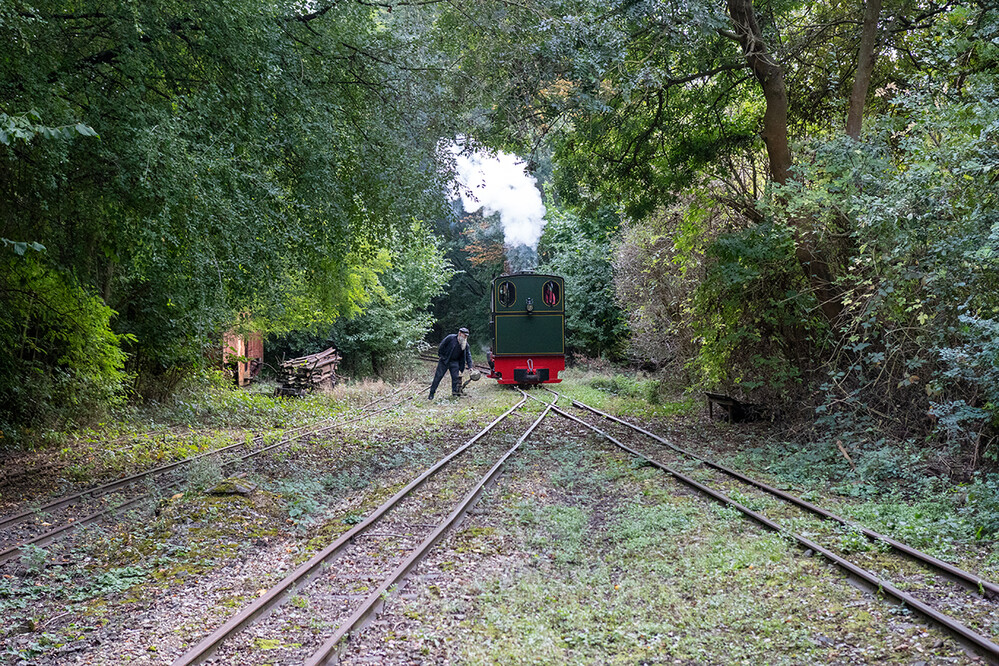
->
[488, 272, 565, 385]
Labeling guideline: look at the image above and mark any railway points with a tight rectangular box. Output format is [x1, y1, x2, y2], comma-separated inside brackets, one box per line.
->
[3, 379, 994, 665]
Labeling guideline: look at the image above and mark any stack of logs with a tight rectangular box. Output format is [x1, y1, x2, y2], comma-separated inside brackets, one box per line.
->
[275, 347, 341, 397]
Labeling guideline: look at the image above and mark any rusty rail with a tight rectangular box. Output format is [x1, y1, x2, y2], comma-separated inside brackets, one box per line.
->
[170, 391, 532, 666]
[0, 384, 419, 566]
[555, 390, 999, 600]
[305, 389, 552, 666]
[0, 384, 406, 533]
[538, 391, 999, 665]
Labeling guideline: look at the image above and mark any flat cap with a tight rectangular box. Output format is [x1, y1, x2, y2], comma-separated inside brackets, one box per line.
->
[458, 327, 470, 334]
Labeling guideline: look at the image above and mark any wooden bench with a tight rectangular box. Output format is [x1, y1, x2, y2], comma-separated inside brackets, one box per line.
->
[705, 392, 765, 423]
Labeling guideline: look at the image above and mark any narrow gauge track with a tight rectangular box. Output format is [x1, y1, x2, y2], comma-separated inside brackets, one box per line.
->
[0, 384, 419, 566]
[539, 390, 999, 664]
[0, 430, 189, 491]
[559, 392, 999, 599]
[0, 426, 229, 493]
[171, 390, 552, 666]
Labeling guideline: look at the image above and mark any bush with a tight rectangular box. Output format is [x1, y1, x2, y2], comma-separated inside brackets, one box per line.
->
[538, 207, 629, 360]
[0, 249, 132, 439]
[589, 375, 665, 405]
[689, 221, 826, 397]
[615, 202, 827, 401]
[786, 94, 999, 469]
[964, 475, 999, 539]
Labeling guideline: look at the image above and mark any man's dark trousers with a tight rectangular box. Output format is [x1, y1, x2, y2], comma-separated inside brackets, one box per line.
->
[429, 360, 461, 398]
[429, 332, 472, 399]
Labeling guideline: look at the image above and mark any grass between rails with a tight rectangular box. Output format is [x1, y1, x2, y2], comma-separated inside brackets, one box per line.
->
[551, 369, 999, 584]
[0, 377, 407, 514]
[3, 366, 997, 664]
[374, 431, 975, 665]
[0, 373, 517, 663]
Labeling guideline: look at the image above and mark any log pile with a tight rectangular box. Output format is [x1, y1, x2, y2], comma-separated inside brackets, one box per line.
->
[275, 347, 341, 397]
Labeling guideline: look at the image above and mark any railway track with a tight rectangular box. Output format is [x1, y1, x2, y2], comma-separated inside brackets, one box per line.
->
[0, 427, 207, 492]
[170, 389, 553, 666]
[0, 384, 419, 566]
[12, 380, 992, 663]
[540, 389, 999, 664]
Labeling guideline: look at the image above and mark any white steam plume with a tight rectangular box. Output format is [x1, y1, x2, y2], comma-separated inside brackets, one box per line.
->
[451, 145, 546, 249]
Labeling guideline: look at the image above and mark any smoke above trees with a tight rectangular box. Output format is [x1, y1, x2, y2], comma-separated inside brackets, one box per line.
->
[451, 144, 546, 271]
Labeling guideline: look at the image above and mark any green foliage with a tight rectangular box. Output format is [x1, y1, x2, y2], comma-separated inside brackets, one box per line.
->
[331, 222, 456, 377]
[0, 251, 132, 435]
[269, 221, 454, 378]
[444, 0, 740, 217]
[616, 202, 826, 397]
[273, 478, 325, 524]
[185, 454, 223, 493]
[153, 369, 344, 428]
[782, 81, 999, 456]
[965, 476, 999, 539]
[689, 221, 826, 394]
[322, 468, 369, 494]
[599, 4, 999, 457]
[0, 110, 97, 145]
[537, 206, 628, 359]
[589, 375, 665, 405]
[0, 0, 459, 417]
[65, 565, 147, 602]
[609, 503, 695, 554]
[429, 210, 505, 348]
[19, 544, 49, 576]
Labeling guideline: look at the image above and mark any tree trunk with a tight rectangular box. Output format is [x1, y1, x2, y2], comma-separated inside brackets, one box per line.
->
[846, 0, 883, 139]
[726, 0, 792, 185]
[726, 0, 842, 323]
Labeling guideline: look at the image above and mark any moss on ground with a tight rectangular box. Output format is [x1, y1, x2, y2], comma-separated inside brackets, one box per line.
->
[375, 428, 978, 665]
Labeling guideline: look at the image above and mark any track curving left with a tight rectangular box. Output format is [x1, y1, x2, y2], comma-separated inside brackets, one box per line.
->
[0, 384, 420, 567]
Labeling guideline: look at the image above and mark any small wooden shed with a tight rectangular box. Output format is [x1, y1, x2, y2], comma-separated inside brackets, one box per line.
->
[222, 330, 264, 387]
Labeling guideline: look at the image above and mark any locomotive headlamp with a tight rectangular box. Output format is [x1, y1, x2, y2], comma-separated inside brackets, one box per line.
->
[526, 297, 534, 313]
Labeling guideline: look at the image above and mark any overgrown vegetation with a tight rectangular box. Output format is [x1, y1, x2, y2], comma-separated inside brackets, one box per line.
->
[0, 0, 457, 437]
[2, 370, 996, 661]
[509, 0, 999, 474]
[416, 432, 970, 664]
[1, 248, 133, 434]
[3, 0, 997, 493]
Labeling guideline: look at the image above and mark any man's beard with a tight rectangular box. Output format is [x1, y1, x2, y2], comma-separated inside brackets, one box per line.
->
[458, 335, 467, 350]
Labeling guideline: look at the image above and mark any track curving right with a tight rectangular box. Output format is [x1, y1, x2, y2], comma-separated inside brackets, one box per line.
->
[536, 390, 999, 665]
[557, 391, 999, 600]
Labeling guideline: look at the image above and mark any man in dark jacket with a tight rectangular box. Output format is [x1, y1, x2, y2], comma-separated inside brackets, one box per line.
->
[429, 327, 474, 399]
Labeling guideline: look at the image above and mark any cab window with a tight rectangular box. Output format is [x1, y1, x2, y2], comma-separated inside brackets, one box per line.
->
[542, 280, 560, 306]
[498, 281, 516, 307]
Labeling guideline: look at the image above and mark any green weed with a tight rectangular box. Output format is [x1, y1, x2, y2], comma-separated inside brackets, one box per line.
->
[185, 453, 223, 492]
[19, 543, 49, 576]
[273, 478, 324, 523]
